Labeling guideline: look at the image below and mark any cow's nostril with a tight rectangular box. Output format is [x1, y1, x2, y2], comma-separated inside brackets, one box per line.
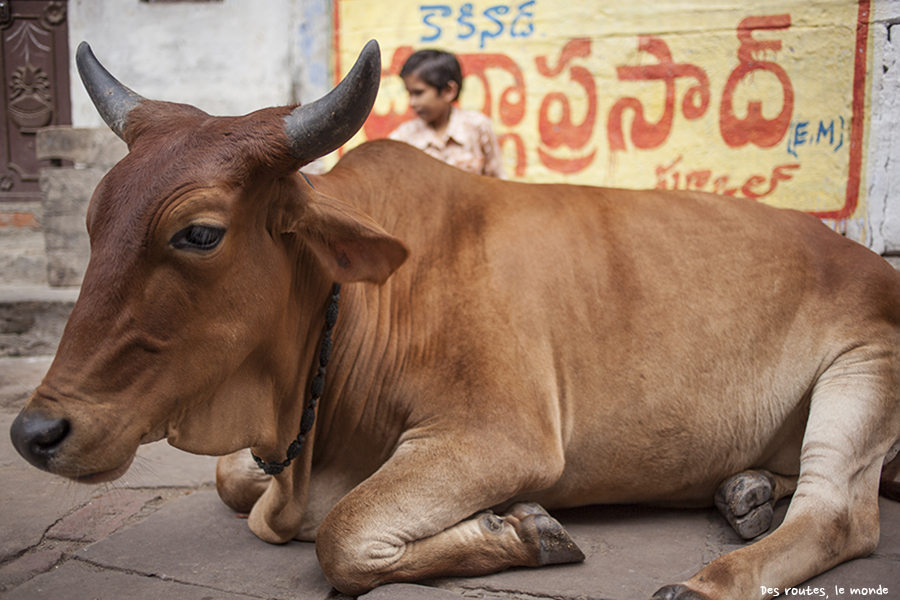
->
[9, 410, 71, 471]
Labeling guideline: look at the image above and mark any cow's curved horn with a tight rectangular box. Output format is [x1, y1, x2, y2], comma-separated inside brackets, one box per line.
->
[283, 40, 381, 163]
[76, 42, 145, 140]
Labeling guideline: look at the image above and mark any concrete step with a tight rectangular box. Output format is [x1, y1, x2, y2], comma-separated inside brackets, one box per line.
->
[0, 285, 78, 357]
[0, 230, 47, 286]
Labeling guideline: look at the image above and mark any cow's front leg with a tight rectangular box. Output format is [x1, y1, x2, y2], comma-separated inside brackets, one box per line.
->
[314, 432, 580, 595]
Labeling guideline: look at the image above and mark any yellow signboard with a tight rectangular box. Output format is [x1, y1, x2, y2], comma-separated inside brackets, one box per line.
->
[335, 0, 870, 223]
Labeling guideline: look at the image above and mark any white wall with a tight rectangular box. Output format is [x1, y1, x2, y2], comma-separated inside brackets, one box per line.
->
[68, 0, 332, 126]
[868, 0, 900, 254]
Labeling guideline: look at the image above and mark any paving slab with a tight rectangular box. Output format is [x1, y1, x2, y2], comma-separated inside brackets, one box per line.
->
[0, 408, 96, 562]
[359, 583, 475, 599]
[437, 504, 724, 600]
[0, 548, 62, 593]
[437, 501, 900, 599]
[2, 560, 261, 600]
[0, 395, 217, 565]
[77, 490, 333, 600]
[46, 489, 162, 543]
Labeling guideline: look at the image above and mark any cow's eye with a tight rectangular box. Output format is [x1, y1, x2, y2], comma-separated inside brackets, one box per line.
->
[170, 225, 224, 251]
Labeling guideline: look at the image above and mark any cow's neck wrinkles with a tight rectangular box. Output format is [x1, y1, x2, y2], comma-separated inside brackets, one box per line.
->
[302, 166, 420, 467]
[309, 278, 412, 483]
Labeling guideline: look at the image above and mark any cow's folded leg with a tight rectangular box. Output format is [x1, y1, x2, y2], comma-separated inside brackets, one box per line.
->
[314, 432, 572, 595]
[216, 449, 271, 513]
[714, 469, 797, 539]
[319, 502, 582, 595]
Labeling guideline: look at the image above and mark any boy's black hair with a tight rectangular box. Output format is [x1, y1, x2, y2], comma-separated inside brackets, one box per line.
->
[400, 49, 463, 101]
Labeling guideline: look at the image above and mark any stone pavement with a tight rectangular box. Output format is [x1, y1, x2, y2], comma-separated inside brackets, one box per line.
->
[1, 355, 899, 600]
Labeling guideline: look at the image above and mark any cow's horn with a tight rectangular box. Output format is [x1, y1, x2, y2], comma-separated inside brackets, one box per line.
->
[76, 42, 145, 141]
[283, 39, 381, 163]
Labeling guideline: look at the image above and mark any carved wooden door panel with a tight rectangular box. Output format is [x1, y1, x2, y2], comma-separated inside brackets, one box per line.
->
[0, 0, 70, 204]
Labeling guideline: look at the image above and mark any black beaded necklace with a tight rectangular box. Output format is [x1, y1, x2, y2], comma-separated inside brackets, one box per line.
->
[251, 282, 340, 475]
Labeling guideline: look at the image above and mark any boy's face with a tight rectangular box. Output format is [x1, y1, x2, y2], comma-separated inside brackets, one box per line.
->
[402, 74, 456, 127]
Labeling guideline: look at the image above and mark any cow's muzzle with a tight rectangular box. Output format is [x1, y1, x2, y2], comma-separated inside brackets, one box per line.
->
[9, 409, 70, 471]
[10, 407, 137, 483]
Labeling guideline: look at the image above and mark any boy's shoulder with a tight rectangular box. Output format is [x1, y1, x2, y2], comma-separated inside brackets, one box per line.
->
[455, 108, 492, 125]
[388, 117, 426, 140]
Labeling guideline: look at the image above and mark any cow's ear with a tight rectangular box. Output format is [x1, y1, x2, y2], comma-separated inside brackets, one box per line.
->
[292, 192, 409, 284]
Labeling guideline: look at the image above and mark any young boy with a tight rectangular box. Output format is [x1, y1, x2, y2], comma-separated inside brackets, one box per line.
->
[389, 49, 506, 179]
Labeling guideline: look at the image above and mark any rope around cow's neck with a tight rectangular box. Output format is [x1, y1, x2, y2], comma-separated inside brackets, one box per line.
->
[251, 282, 340, 475]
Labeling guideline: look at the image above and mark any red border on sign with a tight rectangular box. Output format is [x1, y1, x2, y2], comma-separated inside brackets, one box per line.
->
[812, 0, 869, 220]
[333, 1, 871, 218]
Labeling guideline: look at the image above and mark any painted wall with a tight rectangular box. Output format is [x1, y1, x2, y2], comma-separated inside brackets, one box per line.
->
[337, 0, 877, 240]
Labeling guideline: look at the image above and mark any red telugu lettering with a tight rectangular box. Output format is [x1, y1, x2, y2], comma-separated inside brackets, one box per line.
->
[719, 15, 794, 148]
[608, 36, 710, 152]
[535, 38, 597, 173]
[657, 155, 800, 200]
[458, 53, 527, 126]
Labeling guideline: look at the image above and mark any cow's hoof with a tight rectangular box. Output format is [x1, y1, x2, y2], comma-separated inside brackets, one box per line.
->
[506, 501, 550, 520]
[508, 502, 585, 566]
[729, 502, 774, 539]
[714, 470, 775, 539]
[533, 513, 585, 565]
[651, 584, 712, 600]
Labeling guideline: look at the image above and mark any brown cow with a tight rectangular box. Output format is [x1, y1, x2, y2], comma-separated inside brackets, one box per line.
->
[10, 40, 900, 599]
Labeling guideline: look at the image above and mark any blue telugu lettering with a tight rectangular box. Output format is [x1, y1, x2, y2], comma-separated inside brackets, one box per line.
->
[480, 5, 509, 48]
[457, 3, 476, 39]
[418, 1, 535, 46]
[420, 5, 452, 42]
[510, 0, 535, 37]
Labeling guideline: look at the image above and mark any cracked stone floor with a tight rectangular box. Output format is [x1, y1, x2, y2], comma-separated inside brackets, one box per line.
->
[2, 355, 899, 599]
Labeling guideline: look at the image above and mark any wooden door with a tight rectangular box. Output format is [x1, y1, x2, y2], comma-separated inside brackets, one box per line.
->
[0, 0, 70, 204]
